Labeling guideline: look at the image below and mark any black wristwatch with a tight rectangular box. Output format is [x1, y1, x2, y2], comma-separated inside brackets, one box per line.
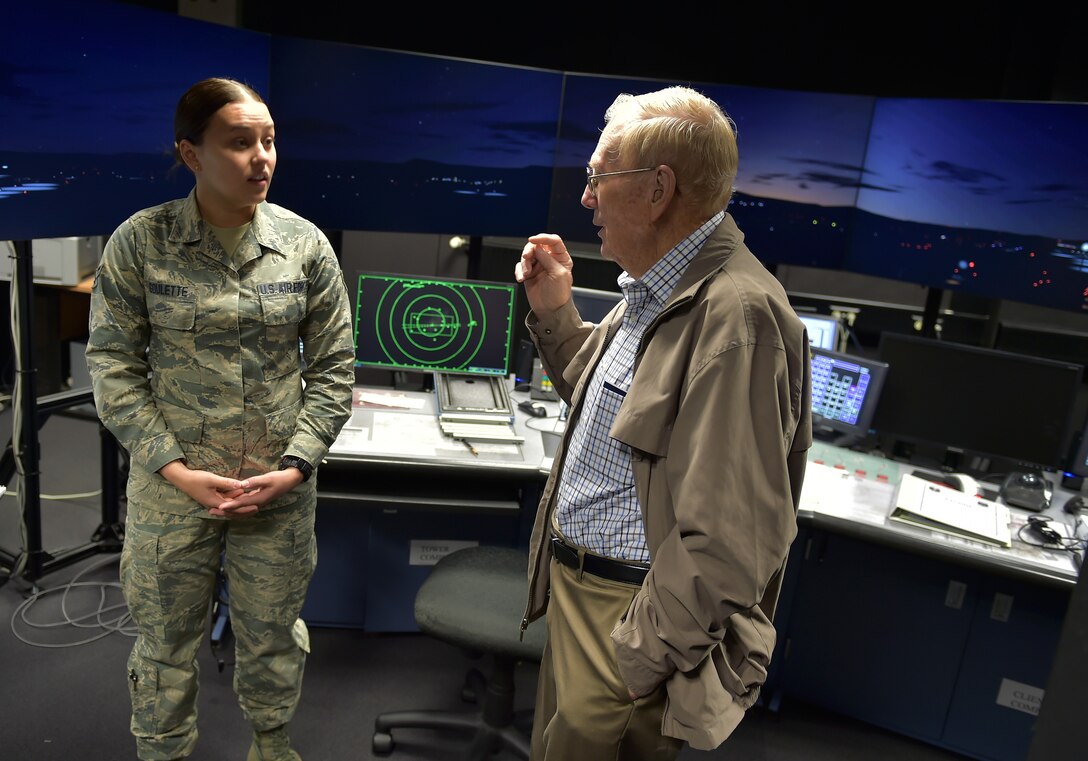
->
[279, 455, 314, 482]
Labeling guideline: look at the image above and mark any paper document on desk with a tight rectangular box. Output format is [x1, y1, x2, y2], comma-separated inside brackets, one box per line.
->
[798, 462, 896, 524]
[890, 473, 1012, 548]
[355, 389, 427, 410]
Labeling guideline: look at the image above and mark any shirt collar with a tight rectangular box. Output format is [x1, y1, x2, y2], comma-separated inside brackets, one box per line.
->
[617, 210, 726, 305]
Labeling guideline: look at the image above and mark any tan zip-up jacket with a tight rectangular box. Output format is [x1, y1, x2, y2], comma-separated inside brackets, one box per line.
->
[522, 214, 812, 750]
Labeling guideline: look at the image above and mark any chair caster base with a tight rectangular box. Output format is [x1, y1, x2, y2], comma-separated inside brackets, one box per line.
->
[372, 731, 394, 755]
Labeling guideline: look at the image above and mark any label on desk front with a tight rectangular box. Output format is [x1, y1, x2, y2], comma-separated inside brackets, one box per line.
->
[996, 678, 1044, 716]
[409, 539, 479, 566]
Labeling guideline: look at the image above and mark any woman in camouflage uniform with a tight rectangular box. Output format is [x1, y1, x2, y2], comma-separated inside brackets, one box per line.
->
[86, 78, 355, 761]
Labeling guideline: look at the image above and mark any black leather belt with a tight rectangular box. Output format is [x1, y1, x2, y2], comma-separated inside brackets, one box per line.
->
[550, 535, 648, 586]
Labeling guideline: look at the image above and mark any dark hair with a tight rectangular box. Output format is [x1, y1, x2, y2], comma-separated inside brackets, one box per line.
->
[173, 78, 264, 168]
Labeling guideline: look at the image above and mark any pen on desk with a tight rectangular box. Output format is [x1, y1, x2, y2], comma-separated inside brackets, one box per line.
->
[464, 439, 478, 456]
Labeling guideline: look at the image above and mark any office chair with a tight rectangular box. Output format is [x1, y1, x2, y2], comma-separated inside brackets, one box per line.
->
[372, 544, 548, 759]
[208, 547, 232, 672]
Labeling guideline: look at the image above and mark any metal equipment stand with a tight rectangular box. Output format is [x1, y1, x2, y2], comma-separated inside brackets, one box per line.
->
[0, 240, 124, 584]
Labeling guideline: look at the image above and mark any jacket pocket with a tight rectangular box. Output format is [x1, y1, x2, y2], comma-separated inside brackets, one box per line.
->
[665, 641, 766, 750]
[154, 396, 205, 444]
[267, 399, 301, 444]
[148, 296, 200, 391]
[611, 392, 673, 457]
[258, 289, 306, 381]
[662, 613, 774, 750]
[148, 294, 196, 330]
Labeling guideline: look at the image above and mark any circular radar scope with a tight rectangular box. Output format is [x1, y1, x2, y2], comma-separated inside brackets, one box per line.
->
[375, 282, 487, 370]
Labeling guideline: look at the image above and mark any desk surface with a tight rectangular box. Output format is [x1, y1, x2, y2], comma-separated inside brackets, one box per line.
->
[326, 381, 557, 476]
[324, 384, 1083, 585]
[798, 452, 1083, 587]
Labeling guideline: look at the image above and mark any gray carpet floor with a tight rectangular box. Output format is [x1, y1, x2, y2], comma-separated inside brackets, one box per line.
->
[0, 407, 971, 760]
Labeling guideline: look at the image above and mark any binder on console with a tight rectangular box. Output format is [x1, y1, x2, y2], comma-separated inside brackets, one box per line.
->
[890, 473, 1012, 548]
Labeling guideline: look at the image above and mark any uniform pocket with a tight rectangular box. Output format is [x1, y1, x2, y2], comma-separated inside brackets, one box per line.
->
[127, 653, 161, 733]
[267, 399, 302, 439]
[258, 288, 307, 381]
[154, 396, 205, 444]
[147, 292, 199, 393]
[120, 523, 167, 734]
[121, 517, 216, 639]
[149, 295, 197, 330]
[228, 511, 316, 626]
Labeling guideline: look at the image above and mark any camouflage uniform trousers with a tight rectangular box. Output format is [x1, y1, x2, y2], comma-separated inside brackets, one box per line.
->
[120, 501, 317, 760]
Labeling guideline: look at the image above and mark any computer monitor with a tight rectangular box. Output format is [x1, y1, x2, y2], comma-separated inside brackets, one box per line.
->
[872, 333, 1084, 472]
[809, 346, 889, 442]
[570, 286, 624, 323]
[795, 311, 840, 351]
[353, 272, 516, 377]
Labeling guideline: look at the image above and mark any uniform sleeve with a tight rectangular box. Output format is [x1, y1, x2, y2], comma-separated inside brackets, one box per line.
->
[288, 233, 355, 465]
[86, 220, 186, 473]
[613, 342, 804, 697]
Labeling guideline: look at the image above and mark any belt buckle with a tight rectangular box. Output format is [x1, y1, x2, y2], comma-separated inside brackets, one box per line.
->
[550, 535, 580, 571]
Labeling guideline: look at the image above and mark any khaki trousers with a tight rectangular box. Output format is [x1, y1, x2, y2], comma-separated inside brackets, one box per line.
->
[530, 556, 683, 761]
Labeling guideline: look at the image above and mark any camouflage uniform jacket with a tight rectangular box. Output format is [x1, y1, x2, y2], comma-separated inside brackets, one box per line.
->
[87, 190, 355, 515]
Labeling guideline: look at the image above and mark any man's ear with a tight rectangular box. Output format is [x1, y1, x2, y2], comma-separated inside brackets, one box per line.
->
[649, 165, 676, 221]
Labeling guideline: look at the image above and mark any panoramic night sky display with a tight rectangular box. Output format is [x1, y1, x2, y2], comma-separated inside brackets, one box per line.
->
[0, 1, 270, 239]
[548, 74, 874, 268]
[267, 37, 563, 235]
[553, 74, 874, 209]
[858, 98, 1088, 240]
[270, 39, 562, 168]
[2, 1, 1085, 312]
[848, 98, 1088, 310]
[1, 5, 269, 155]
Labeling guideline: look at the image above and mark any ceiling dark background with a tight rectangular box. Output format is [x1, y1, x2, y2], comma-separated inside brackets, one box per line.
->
[123, 2, 1085, 101]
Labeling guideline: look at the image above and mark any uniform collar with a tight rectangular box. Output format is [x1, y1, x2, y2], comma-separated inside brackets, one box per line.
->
[170, 189, 286, 259]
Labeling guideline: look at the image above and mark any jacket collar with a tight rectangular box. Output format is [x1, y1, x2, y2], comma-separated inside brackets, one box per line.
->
[666, 212, 744, 306]
[170, 190, 204, 245]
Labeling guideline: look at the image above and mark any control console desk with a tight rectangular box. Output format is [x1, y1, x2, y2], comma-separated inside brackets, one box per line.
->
[772, 440, 1081, 761]
[305, 393, 1082, 761]
[303, 380, 559, 630]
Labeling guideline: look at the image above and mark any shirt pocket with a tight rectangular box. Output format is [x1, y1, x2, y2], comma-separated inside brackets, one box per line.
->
[147, 294, 200, 393]
[258, 287, 307, 381]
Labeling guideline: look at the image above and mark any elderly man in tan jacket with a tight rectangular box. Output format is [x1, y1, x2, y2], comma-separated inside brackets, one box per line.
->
[515, 85, 812, 760]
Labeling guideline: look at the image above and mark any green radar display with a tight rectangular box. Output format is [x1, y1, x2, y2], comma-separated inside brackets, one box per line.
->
[354, 273, 516, 376]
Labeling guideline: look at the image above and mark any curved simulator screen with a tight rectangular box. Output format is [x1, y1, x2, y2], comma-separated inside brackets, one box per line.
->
[354, 273, 516, 376]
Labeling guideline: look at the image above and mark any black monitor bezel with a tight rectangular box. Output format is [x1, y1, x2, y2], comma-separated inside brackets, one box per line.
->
[796, 312, 841, 351]
[1070, 414, 1088, 478]
[352, 271, 517, 377]
[873, 332, 1084, 472]
[570, 285, 624, 324]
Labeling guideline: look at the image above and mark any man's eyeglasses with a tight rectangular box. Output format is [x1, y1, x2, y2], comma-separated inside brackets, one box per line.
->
[585, 165, 656, 196]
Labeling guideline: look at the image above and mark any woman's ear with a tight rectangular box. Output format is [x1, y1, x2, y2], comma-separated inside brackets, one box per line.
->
[179, 140, 200, 172]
